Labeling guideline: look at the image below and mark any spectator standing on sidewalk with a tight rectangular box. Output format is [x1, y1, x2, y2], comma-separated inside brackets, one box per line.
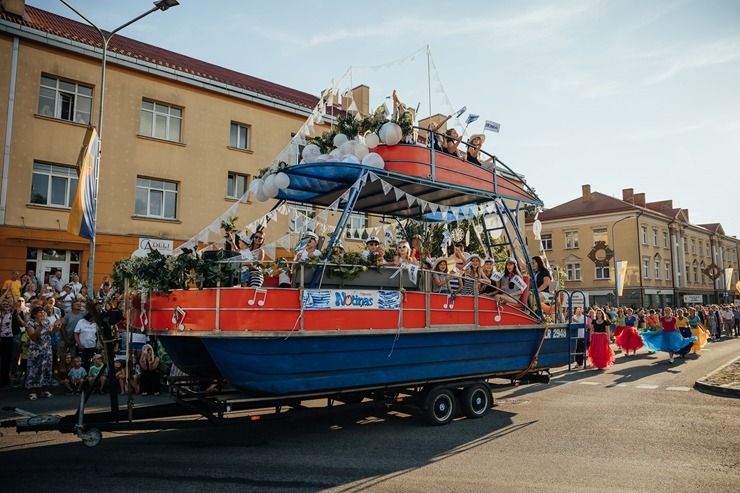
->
[25, 305, 57, 400]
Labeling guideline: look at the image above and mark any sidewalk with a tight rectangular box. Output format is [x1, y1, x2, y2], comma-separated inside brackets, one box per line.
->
[695, 354, 740, 397]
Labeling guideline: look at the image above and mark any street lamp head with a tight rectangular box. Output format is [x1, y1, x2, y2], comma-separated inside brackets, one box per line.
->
[154, 0, 179, 11]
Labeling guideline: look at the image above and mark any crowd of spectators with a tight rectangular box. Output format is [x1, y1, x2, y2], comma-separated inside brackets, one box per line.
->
[1, 268, 164, 400]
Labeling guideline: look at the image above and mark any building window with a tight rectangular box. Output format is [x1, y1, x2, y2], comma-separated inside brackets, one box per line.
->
[682, 238, 688, 254]
[692, 261, 698, 283]
[229, 122, 250, 150]
[38, 75, 92, 124]
[654, 257, 661, 279]
[691, 238, 696, 254]
[226, 172, 249, 200]
[593, 227, 607, 245]
[564, 231, 579, 249]
[541, 233, 552, 251]
[699, 241, 703, 256]
[685, 264, 690, 284]
[346, 213, 369, 240]
[643, 257, 650, 279]
[700, 262, 706, 284]
[665, 262, 671, 281]
[595, 265, 610, 280]
[706, 242, 710, 257]
[135, 177, 178, 219]
[290, 205, 315, 233]
[566, 262, 581, 281]
[652, 228, 658, 246]
[641, 226, 648, 244]
[663, 231, 668, 248]
[140, 100, 182, 142]
[30, 162, 78, 208]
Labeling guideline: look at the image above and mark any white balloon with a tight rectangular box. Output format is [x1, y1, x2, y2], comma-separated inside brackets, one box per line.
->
[328, 149, 342, 160]
[249, 178, 264, 194]
[315, 154, 329, 162]
[264, 174, 276, 190]
[364, 132, 380, 149]
[262, 181, 279, 198]
[274, 172, 290, 189]
[254, 187, 269, 202]
[341, 154, 361, 164]
[362, 152, 385, 168]
[379, 122, 402, 146]
[301, 144, 321, 162]
[333, 133, 348, 147]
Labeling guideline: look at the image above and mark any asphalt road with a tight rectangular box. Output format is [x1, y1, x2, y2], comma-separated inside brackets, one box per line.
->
[1, 339, 738, 493]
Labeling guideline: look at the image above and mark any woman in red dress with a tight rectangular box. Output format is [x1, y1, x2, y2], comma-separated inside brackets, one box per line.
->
[614, 307, 644, 357]
[586, 309, 615, 370]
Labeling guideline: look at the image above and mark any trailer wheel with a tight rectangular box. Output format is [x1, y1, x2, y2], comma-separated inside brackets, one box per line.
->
[423, 388, 456, 426]
[461, 384, 491, 419]
[79, 428, 102, 447]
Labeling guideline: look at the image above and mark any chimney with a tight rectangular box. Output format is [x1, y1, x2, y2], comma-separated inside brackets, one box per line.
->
[634, 193, 646, 207]
[646, 200, 673, 212]
[342, 85, 370, 117]
[1, 0, 25, 16]
[622, 188, 634, 204]
[582, 184, 592, 202]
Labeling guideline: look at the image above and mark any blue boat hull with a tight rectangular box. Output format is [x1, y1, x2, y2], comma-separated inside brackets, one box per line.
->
[199, 326, 573, 396]
[158, 336, 223, 379]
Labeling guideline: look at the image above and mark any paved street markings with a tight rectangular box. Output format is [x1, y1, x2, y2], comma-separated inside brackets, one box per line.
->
[578, 382, 600, 385]
[635, 384, 659, 389]
[665, 386, 691, 392]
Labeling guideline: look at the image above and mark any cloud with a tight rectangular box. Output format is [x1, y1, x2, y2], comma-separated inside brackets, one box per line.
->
[646, 38, 740, 84]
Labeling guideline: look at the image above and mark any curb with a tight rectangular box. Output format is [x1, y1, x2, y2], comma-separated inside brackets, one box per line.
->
[694, 355, 740, 397]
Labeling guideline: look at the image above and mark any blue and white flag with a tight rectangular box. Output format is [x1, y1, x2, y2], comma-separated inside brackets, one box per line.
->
[455, 106, 467, 118]
[465, 114, 480, 125]
[484, 120, 501, 133]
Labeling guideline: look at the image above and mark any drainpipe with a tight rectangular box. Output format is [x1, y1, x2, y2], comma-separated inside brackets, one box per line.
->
[0, 37, 20, 225]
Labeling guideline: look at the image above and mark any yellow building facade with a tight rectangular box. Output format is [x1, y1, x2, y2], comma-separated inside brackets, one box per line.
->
[525, 185, 739, 308]
[0, 2, 338, 287]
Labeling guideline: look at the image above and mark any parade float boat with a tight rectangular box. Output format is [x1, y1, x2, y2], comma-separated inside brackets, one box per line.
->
[141, 122, 575, 415]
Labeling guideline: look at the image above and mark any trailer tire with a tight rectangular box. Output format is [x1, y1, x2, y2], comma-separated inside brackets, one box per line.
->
[461, 383, 491, 419]
[423, 388, 456, 426]
[80, 428, 102, 447]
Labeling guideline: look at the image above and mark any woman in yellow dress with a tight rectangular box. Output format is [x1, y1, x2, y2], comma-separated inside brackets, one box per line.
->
[687, 307, 709, 353]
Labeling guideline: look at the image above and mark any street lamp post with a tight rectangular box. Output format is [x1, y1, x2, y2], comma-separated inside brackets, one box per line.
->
[612, 215, 636, 309]
[60, 0, 180, 297]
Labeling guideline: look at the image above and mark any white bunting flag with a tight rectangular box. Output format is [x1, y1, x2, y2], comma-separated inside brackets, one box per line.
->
[484, 120, 501, 133]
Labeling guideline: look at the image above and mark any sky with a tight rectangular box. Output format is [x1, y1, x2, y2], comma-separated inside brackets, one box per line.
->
[31, 0, 740, 237]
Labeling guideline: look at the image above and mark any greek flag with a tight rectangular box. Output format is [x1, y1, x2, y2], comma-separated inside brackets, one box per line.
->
[465, 114, 480, 125]
[484, 120, 501, 133]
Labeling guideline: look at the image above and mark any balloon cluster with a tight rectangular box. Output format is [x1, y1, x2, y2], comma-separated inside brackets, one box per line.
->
[300, 121, 404, 170]
[249, 171, 291, 202]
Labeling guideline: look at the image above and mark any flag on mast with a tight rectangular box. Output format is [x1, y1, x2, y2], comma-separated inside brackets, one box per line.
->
[484, 120, 501, 133]
[66, 126, 99, 240]
[465, 113, 480, 125]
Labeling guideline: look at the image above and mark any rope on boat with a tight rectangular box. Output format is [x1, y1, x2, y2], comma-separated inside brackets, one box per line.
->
[513, 322, 549, 381]
[387, 290, 406, 357]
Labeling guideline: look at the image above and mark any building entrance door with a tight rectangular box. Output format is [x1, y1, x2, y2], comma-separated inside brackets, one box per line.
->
[39, 262, 68, 289]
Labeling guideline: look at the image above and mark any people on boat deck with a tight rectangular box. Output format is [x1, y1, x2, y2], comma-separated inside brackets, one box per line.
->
[494, 258, 525, 305]
[391, 241, 419, 267]
[531, 256, 551, 303]
[331, 242, 345, 261]
[479, 258, 498, 297]
[362, 236, 385, 265]
[293, 232, 322, 262]
[466, 134, 494, 168]
[391, 90, 415, 143]
[237, 234, 256, 287]
[432, 257, 452, 294]
[461, 254, 485, 296]
[443, 128, 463, 157]
[247, 230, 266, 288]
[410, 235, 426, 262]
[428, 114, 453, 151]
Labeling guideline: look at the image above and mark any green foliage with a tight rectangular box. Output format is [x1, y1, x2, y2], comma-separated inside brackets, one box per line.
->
[110, 248, 238, 295]
[308, 109, 413, 154]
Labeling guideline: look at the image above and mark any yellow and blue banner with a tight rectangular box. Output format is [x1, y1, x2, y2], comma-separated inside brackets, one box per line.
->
[66, 126, 99, 240]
